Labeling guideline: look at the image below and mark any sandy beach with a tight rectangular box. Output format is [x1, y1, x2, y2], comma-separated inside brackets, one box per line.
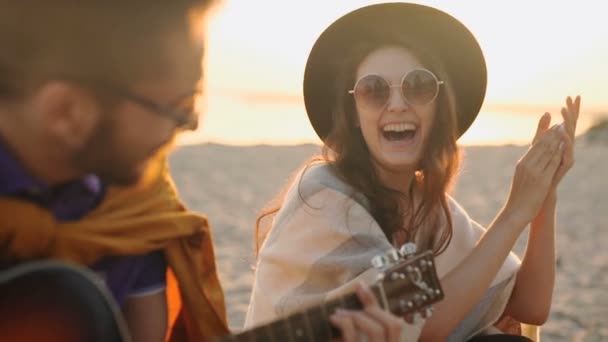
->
[169, 140, 607, 341]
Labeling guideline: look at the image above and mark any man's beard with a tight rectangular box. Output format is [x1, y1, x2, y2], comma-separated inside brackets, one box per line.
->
[71, 117, 170, 187]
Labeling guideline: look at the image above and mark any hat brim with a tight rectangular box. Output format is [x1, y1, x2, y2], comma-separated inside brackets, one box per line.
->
[303, 3, 487, 143]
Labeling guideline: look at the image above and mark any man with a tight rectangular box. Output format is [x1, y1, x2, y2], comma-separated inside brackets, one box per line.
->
[0, 1, 226, 341]
[0, 1, 411, 341]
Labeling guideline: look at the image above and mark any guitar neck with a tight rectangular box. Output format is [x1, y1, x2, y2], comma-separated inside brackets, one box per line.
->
[217, 288, 375, 342]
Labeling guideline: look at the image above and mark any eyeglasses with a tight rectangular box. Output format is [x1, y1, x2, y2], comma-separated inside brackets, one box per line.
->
[109, 87, 201, 130]
[348, 68, 444, 110]
[54, 76, 201, 130]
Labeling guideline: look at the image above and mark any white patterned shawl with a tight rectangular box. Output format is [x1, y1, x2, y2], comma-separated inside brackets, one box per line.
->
[245, 162, 520, 340]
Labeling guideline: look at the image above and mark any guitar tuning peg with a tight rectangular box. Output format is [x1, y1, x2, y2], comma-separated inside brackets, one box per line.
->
[371, 249, 400, 270]
[399, 242, 417, 258]
[385, 249, 400, 264]
[371, 254, 388, 270]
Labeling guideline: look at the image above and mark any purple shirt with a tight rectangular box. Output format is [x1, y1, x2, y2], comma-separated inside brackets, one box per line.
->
[0, 140, 166, 307]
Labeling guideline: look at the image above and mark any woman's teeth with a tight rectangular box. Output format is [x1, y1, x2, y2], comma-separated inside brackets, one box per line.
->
[382, 123, 417, 141]
[383, 123, 416, 132]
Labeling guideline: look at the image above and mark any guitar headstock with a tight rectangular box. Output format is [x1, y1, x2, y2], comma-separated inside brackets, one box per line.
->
[371, 243, 443, 317]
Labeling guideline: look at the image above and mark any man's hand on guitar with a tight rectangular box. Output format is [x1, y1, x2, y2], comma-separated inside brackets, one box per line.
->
[329, 283, 407, 342]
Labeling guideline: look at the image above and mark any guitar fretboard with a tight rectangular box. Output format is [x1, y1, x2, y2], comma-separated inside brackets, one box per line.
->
[219, 286, 379, 342]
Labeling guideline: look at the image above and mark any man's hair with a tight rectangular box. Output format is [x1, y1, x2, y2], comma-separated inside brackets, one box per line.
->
[0, 0, 217, 98]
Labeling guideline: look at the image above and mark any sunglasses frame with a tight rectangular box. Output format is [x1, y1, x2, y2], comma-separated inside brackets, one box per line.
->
[348, 68, 444, 109]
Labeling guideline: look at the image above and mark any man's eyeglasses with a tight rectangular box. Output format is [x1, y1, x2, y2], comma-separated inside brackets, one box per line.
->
[108, 87, 202, 130]
[58, 77, 201, 130]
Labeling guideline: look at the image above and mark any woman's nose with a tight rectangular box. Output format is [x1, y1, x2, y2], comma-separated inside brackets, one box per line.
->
[386, 86, 410, 112]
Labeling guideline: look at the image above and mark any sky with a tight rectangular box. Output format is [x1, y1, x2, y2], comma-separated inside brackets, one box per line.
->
[178, 0, 608, 146]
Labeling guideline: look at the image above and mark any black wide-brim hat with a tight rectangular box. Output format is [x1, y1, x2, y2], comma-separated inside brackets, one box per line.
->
[303, 2, 487, 143]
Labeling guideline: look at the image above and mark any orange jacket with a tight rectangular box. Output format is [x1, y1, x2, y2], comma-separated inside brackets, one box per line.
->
[0, 160, 229, 341]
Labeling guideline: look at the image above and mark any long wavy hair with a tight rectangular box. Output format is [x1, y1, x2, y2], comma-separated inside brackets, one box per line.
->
[256, 36, 462, 256]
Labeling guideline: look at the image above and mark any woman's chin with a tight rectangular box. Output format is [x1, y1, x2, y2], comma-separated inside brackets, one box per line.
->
[375, 153, 420, 173]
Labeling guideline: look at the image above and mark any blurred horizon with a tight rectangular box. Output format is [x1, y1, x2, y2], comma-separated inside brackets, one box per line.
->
[179, 0, 608, 147]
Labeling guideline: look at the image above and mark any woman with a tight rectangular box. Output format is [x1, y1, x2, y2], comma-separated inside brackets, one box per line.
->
[246, 3, 580, 341]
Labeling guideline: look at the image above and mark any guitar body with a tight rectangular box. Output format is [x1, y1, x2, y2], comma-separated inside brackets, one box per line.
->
[0, 261, 131, 342]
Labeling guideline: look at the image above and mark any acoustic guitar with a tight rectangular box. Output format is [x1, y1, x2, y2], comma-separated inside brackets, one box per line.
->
[0, 260, 130, 342]
[214, 243, 443, 342]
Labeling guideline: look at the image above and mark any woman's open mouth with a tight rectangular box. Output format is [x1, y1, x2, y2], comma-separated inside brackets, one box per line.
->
[381, 122, 417, 142]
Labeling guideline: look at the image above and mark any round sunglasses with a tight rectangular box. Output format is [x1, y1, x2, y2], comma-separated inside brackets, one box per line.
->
[348, 68, 444, 110]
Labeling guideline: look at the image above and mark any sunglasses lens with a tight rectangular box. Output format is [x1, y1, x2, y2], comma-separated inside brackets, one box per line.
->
[402, 69, 439, 105]
[353, 75, 390, 109]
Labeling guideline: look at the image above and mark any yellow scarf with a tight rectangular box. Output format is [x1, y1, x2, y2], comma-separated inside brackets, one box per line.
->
[0, 160, 229, 341]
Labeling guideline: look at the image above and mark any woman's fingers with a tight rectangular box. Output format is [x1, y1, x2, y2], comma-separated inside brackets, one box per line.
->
[356, 284, 404, 342]
[543, 143, 563, 173]
[356, 282, 379, 307]
[569, 95, 581, 121]
[540, 130, 564, 171]
[552, 128, 574, 183]
[508, 126, 565, 218]
[330, 284, 407, 342]
[532, 112, 552, 144]
[330, 309, 386, 342]
[561, 107, 574, 138]
[330, 310, 358, 342]
[351, 311, 386, 341]
[526, 96, 580, 184]
[562, 95, 581, 138]
[361, 308, 405, 342]
[506, 96, 580, 218]
[524, 127, 562, 171]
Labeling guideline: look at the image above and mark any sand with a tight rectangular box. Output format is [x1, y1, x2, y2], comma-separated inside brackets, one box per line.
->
[169, 141, 607, 341]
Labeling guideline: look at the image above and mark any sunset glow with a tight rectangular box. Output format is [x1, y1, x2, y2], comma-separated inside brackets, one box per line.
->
[179, 0, 607, 146]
